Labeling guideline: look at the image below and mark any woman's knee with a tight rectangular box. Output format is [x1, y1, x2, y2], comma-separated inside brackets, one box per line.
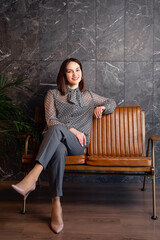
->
[49, 143, 67, 166]
[55, 143, 67, 157]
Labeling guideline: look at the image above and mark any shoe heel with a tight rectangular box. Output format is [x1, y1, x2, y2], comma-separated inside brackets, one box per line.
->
[21, 192, 30, 214]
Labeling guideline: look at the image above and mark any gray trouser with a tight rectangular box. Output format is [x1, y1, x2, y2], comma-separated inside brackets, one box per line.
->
[36, 125, 85, 197]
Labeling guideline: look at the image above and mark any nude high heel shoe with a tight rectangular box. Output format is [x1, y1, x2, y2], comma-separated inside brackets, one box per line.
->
[11, 183, 36, 214]
[50, 223, 64, 234]
[11, 184, 36, 196]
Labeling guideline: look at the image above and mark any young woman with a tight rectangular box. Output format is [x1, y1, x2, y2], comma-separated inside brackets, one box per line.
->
[12, 58, 116, 234]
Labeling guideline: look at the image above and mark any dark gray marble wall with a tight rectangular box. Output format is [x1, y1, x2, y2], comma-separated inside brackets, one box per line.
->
[0, 0, 160, 183]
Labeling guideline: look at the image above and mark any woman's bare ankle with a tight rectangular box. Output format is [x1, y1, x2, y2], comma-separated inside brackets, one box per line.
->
[52, 196, 60, 204]
[51, 197, 63, 225]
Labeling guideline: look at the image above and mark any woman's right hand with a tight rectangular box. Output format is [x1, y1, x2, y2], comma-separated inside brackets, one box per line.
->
[69, 128, 86, 147]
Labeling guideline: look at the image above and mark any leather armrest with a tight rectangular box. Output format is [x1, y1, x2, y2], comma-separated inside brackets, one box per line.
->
[147, 132, 160, 141]
[24, 134, 33, 155]
[17, 133, 31, 138]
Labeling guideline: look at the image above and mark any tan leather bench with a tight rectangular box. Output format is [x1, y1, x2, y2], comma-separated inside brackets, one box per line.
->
[21, 106, 160, 219]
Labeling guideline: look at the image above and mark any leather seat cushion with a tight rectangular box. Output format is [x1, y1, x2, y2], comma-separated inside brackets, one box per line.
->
[86, 156, 151, 167]
[66, 155, 85, 165]
[22, 154, 86, 165]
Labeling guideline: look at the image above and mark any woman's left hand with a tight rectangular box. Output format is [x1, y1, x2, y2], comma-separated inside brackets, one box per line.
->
[94, 106, 105, 118]
[69, 128, 86, 147]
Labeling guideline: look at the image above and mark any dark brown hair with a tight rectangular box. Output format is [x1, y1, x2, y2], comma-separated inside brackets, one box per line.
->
[57, 58, 85, 95]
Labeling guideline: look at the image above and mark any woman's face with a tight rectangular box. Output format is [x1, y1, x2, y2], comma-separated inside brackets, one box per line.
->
[65, 61, 82, 89]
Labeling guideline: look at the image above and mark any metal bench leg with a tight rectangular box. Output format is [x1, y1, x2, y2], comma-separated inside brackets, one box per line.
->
[141, 176, 146, 191]
[150, 140, 158, 220]
[151, 174, 158, 220]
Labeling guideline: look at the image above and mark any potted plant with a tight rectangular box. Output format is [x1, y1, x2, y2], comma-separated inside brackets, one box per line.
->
[0, 74, 34, 179]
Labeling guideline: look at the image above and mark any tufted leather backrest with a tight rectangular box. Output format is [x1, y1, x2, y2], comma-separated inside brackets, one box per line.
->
[88, 106, 145, 157]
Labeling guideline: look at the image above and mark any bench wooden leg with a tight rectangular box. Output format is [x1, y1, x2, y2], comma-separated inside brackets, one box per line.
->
[151, 175, 158, 220]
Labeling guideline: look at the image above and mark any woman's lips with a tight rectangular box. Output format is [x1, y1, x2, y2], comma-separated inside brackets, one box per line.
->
[72, 77, 79, 81]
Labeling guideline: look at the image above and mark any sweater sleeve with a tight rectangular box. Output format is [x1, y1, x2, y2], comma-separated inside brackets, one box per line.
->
[44, 90, 70, 129]
[90, 91, 116, 114]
